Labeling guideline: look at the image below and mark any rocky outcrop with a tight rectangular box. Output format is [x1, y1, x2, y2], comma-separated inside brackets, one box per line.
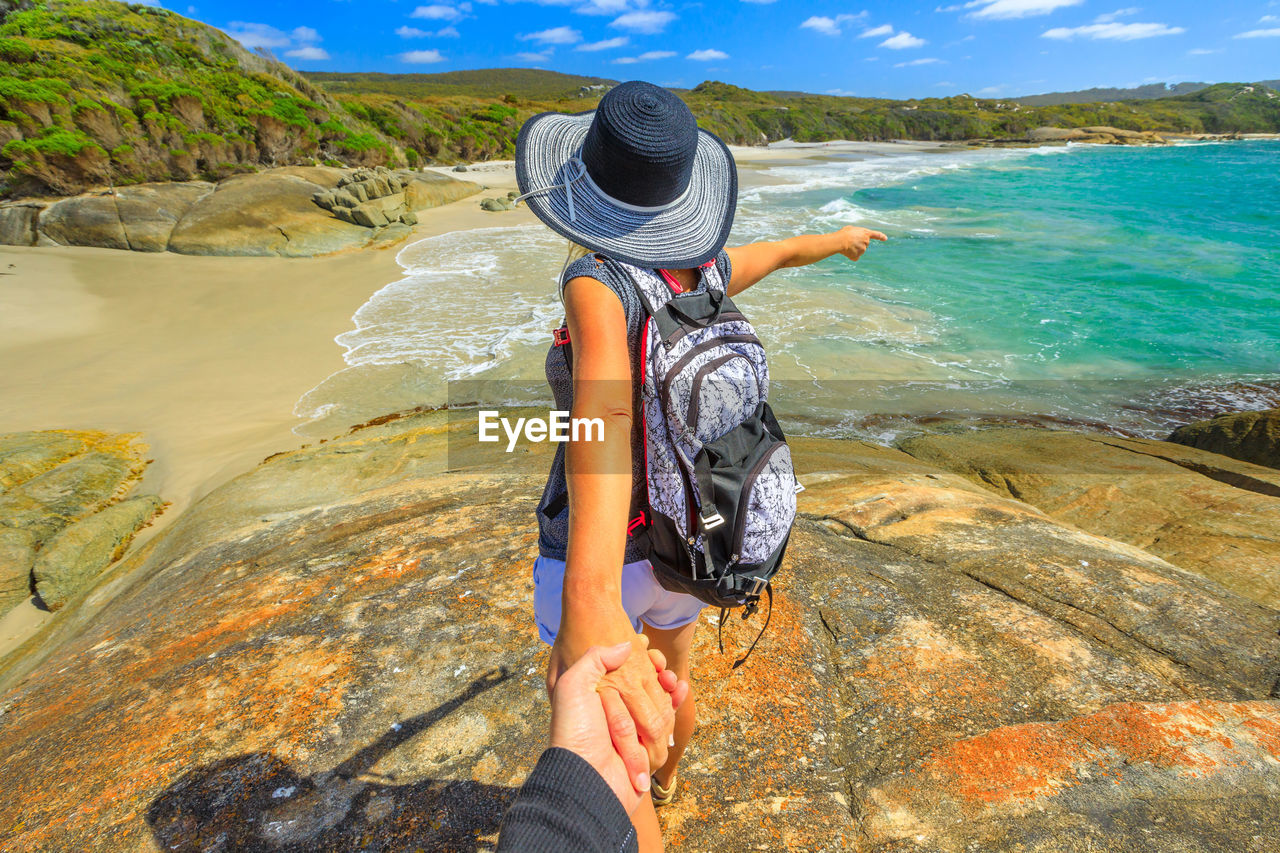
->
[1025, 125, 1168, 145]
[32, 494, 164, 611]
[0, 416, 1276, 851]
[309, 166, 444, 229]
[0, 431, 154, 613]
[1169, 408, 1280, 471]
[896, 426, 1280, 608]
[0, 167, 479, 256]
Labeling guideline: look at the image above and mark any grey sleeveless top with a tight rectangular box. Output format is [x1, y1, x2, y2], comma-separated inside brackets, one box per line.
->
[537, 250, 734, 563]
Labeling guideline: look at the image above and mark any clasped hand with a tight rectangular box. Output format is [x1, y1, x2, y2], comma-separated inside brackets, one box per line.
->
[548, 639, 688, 812]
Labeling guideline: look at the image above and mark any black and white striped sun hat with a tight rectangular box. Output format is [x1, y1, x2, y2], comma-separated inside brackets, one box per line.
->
[514, 80, 737, 269]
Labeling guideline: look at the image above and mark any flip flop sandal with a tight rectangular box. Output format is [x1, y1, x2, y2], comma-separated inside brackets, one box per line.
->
[650, 771, 678, 807]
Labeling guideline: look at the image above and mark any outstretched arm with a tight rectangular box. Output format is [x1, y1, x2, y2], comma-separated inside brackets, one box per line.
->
[724, 225, 887, 296]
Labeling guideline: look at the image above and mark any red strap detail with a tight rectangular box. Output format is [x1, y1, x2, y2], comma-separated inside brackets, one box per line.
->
[699, 259, 715, 268]
[552, 326, 570, 346]
[626, 511, 647, 536]
[657, 268, 682, 294]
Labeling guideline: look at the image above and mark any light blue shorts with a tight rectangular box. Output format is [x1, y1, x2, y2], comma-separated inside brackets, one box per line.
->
[532, 554, 706, 645]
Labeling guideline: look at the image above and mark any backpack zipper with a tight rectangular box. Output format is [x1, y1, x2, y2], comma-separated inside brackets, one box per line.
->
[660, 334, 762, 411]
[686, 353, 751, 430]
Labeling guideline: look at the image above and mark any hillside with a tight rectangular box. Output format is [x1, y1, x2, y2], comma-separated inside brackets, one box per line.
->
[2, 0, 1278, 201]
[1014, 82, 1211, 106]
[0, 0, 398, 196]
[305, 69, 617, 101]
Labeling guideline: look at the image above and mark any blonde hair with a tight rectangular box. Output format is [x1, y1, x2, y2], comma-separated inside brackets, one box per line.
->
[556, 240, 596, 301]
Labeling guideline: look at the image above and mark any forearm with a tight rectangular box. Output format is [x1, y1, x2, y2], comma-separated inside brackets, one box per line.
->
[562, 401, 633, 622]
[773, 231, 846, 269]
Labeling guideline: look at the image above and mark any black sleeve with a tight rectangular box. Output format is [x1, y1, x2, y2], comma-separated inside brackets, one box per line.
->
[496, 748, 639, 853]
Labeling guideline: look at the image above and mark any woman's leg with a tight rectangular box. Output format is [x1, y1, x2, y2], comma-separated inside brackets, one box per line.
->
[641, 619, 698, 789]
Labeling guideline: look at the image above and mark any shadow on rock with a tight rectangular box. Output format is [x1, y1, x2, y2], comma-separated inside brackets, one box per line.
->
[146, 667, 517, 852]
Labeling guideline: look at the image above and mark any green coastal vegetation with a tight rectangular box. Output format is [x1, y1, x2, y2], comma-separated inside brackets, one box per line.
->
[2, 0, 1279, 198]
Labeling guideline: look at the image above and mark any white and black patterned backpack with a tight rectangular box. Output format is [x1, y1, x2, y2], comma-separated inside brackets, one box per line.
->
[608, 257, 800, 663]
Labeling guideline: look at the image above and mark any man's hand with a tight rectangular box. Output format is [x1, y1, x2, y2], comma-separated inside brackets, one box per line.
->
[549, 617, 679, 774]
[835, 225, 888, 261]
[548, 642, 688, 814]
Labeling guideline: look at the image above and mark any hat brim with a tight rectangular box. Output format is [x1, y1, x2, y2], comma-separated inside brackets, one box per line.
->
[515, 109, 737, 269]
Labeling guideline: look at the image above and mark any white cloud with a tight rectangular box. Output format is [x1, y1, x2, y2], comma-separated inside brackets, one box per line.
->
[860, 24, 894, 38]
[284, 45, 329, 60]
[1043, 21, 1185, 40]
[1187, 47, 1218, 54]
[437, 26, 461, 37]
[225, 22, 293, 49]
[894, 57, 942, 66]
[880, 31, 925, 48]
[610, 10, 677, 33]
[688, 48, 729, 60]
[575, 0, 630, 14]
[936, 81, 956, 86]
[226, 21, 331, 60]
[946, 0, 1085, 20]
[614, 49, 678, 63]
[800, 12, 867, 36]
[976, 84, 1004, 95]
[399, 49, 446, 62]
[576, 36, 630, 51]
[1260, 15, 1279, 23]
[521, 26, 582, 44]
[397, 25, 432, 37]
[1234, 27, 1280, 38]
[516, 49, 553, 61]
[411, 4, 469, 21]
[1093, 7, 1139, 23]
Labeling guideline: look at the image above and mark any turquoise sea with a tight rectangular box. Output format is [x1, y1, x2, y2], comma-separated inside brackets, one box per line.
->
[295, 140, 1280, 440]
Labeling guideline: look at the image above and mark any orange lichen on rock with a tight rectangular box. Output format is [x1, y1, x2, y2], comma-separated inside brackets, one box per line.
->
[921, 700, 1280, 809]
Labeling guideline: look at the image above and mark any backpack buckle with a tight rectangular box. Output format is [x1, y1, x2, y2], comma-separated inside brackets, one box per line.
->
[746, 576, 767, 598]
[552, 327, 571, 346]
[700, 510, 725, 531]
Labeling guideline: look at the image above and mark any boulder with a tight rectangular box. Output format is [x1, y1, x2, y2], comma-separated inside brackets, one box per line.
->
[167, 171, 374, 257]
[0, 430, 150, 612]
[1080, 126, 1147, 139]
[111, 182, 214, 252]
[348, 202, 389, 228]
[39, 194, 130, 250]
[0, 430, 96, 491]
[0, 418, 1276, 851]
[32, 495, 164, 611]
[453, 163, 468, 172]
[0, 527, 37, 613]
[0, 449, 148, 544]
[0, 203, 42, 247]
[1027, 127, 1089, 141]
[401, 171, 480, 211]
[480, 197, 513, 212]
[26, 183, 213, 252]
[896, 427, 1280, 607]
[398, 210, 418, 226]
[1169, 408, 1280, 470]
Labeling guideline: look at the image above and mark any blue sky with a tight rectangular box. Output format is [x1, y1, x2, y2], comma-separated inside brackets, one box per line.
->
[158, 0, 1279, 98]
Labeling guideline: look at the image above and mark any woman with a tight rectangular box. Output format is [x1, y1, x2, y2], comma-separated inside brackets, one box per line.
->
[514, 81, 884, 851]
